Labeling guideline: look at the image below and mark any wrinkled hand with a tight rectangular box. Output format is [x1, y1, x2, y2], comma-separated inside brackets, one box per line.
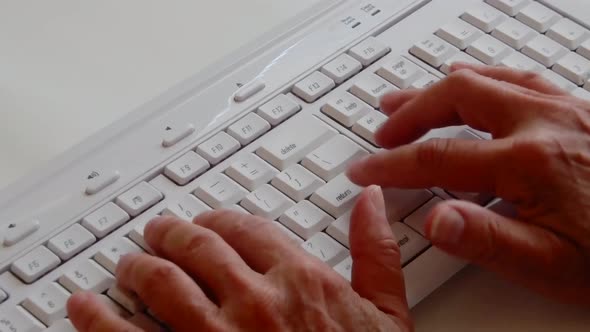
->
[67, 187, 413, 331]
[348, 63, 590, 305]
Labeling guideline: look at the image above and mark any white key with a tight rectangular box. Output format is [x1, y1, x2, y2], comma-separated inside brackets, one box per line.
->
[302, 135, 368, 181]
[59, 260, 114, 293]
[194, 173, 248, 209]
[461, 3, 507, 32]
[326, 211, 351, 248]
[163, 195, 211, 221]
[0, 306, 44, 332]
[405, 197, 443, 236]
[410, 35, 458, 67]
[196, 132, 240, 165]
[94, 237, 144, 274]
[516, 2, 561, 32]
[573, 88, 590, 101]
[108, 286, 145, 314]
[448, 191, 495, 205]
[333, 255, 353, 281]
[256, 114, 337, 170]
[310, 173, 363, 218]
[226, 154, 278, 191]
[321, 53, 362, 84]
[410, 74, 440, 89]
[578, 39, 590, 60]
[98, 294, 129, 318]
[11, 246, 61, 284]
[22, 283, 70, 326]
[302, 232, 348, 266]
[546, 18, 590, 50]
[241, 184, 294, 220]
[233, 79, 265, 102]
[391, 222, 430, 265]
[348, 37, 390, 66]
[46, 319, 76, 332]
[436, 19, 484, 50]
[485, 0, 531, 16]
[161, 123, 195, 148]
[352, 109, 388, 146]
[82, 202, 130, 238]
[229, 204, 251, 214]
[257, 94, 301, 126]
[491, 18, 537, 49]
[467, 34, 513, 65]
[500, 52, 545, 72]
[322, 92, 372, 127]
[47, 224, 96, 261]
[440, 52, 483, 74]
[128, 218, 152, 251]
[227, 113, 271, 145]
[382, 188, 434, 222]
[522, 34, 569, 67]
[376, 56, 427, 88]
[164, 151, 209, 185]
[85, 170, 120, 195]
[541, 69, 578, 92]
[3, 219, 40, 247]
[279, 201, 334, 239]
[349, 74, 398, 108]
[553, 52, 590, 85]
[271, 164, 325, 202]
[0, 288, 7, 303]
[274, 222, 304, 245]
[292, 71, 335, 103]
[115, 182, 163, 217]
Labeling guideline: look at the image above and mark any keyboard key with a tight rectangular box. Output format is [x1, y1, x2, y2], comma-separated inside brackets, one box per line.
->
[257, 94, 301, 126]
[436, 19, 484, 50]
[47, 224, 96, 261]
[410, 74, 440, 89]
[578, 39, 590, 60]
[46, 319, 76, 332]
[128, 218, 151, 251]
[233, 79, 265, 103]
[326, 211, 352, 248]
[302, 135, 368, 181]
[391, 222, 430, 265]
[348, 36, 390, 66]
[499, 51, 544, 72]
[115, 182, 163, 217]
[256, 114, 337, 170]
[196, 132, 241, 165]
[553, 52, 590, 85]
[350, 74, 398, 108]
[292, 71, 335, 103]
[81, 203, 130, 239]
[383, 188, 435, 222]
[461, 3, 507, 32]
[0, 288, 7, 304]
[226, 154, 279, 191]
[3, 219, 40, 247]
[164, 151, 209, 186]
[321, 53, 362, 84]
[97, 294, 129, 318]
[322, 92, 372, 127]
[279, 200, 334, 239]
[540, 69, 577, 92]
[302, 232, 348, 266]
[405, 197, 443, 236]
[467, 34, 513, 65]
[194, 173, 248, 209]
[376, 56, 427, 88]
[108, 285, 145, 314]
[161, 123, 195, 148]
[546, 18, 590, 50]
[310, 173, 363, 218]
[271, 164, 325, 202]
[573, 88, 590, 101]
[22, 283, 70, 326]
[227, 113, 271, 145]
[11, 246, 61, 284]
[0, 306, 44, 332]
[273, 222, 304, 245]
[333, 255, 353, 281]
[522, 34, 569, 67]
[85, 170, 120, 196]
[448, 191, 495, 205]
[59, 260, 114, 293]
[94, 237, 144, 274]
[441, 52, 483, 75]
[491, 18, 537, 49]
[352, 109, 388, 146]
[516, 2, 561, 32]
[485, 0, 531, 16]
[410, 35, 458, 67]
[241, 184, 294, 220]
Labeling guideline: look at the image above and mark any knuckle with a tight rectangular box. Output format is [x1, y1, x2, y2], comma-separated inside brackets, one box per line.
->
[416, 138, 454, 167]
[141, 261, 179, 292]
[520, 70, 543, 83]
[184, 230, 218, 254]
[447, 69, 476, 86]
[510, 136, 561, 165]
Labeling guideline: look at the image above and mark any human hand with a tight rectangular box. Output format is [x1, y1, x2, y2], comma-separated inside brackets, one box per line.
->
[67, 187, 413, 331]
[347, 63, 590, 305]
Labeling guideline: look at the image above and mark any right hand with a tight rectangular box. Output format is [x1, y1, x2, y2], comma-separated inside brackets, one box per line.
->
[347, 63, 590, 305]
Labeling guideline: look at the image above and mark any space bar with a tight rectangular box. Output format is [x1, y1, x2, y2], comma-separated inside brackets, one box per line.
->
[256, 114, 337, 170]
[542, 0, 590, 29]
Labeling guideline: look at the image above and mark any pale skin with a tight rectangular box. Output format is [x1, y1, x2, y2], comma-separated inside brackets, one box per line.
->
[67, 64, 590, 331]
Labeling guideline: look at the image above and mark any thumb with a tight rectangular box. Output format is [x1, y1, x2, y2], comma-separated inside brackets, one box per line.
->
[349, 185, 411, 325]
[426, 200, 590, 304]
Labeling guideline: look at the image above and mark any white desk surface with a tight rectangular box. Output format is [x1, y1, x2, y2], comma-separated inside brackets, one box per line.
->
[1, 1, 588, 331]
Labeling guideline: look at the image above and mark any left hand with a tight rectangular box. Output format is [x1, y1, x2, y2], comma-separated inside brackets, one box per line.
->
[66, 186, 413, 332]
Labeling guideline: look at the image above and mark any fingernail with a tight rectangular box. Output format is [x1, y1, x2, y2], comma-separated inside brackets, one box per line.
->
[429, 206, 464, 245]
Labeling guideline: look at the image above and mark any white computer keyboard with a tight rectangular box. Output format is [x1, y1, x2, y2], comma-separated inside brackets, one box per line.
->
[2, 0, 590, 331]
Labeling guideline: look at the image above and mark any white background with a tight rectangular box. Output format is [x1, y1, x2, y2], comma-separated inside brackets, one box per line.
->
[1, 0, 589, 330]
